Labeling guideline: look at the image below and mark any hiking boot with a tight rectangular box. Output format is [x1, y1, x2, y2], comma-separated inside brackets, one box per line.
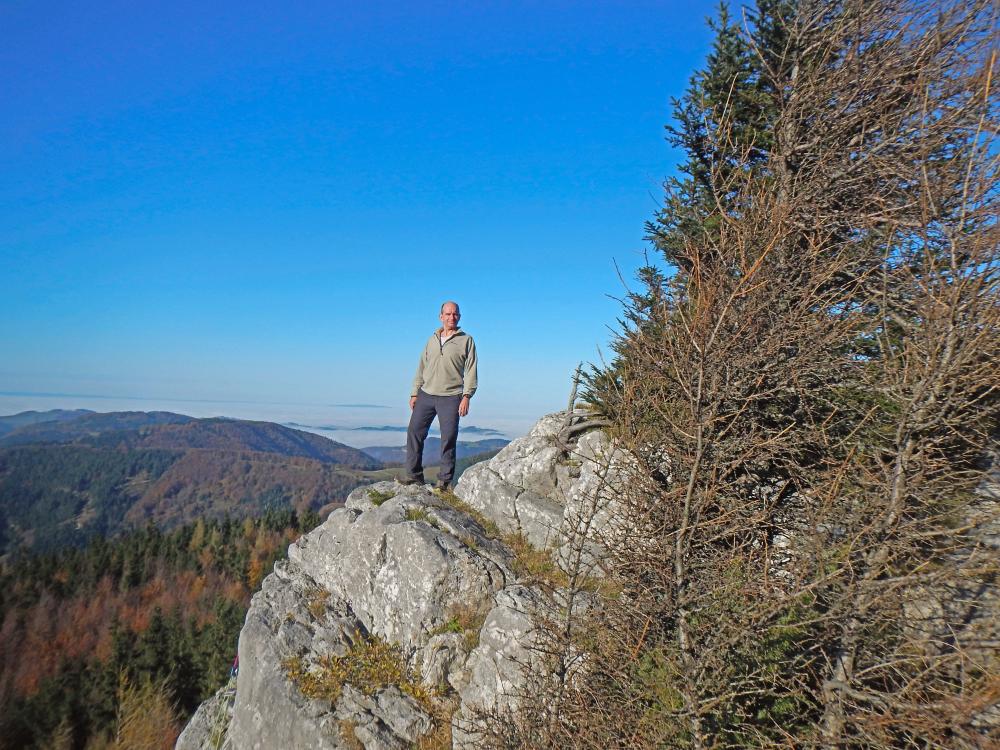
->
[435, 480, 452, 492]
[398, 475, 424, 486]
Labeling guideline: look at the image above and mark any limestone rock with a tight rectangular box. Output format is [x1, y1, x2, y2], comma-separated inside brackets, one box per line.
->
[175, 683, 235, 750]
[421, 633, 468, 692]
[177, 414, 608, 750]
[455, 585, 543, 711]
[335, 685, 432, 749]
[456, 413, 625, 565]
[288, 493, 508, 650]
[177, 476, 538, 749]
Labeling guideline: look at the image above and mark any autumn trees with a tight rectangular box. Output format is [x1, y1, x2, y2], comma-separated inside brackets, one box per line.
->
[499, 0, 998, 747]
[0, 511, 317, 749]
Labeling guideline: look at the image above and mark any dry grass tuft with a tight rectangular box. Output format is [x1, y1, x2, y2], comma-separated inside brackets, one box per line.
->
[283, 632, 433, 707]
[303, 586, 331, 620]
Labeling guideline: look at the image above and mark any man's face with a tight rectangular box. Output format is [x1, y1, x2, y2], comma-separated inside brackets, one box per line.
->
[440, 304, 461, 331]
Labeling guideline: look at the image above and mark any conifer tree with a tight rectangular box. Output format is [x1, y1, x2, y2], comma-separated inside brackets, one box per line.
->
[586, 1, 798, 422]
[509, 1, 998, 747]
[649, 1, 791, 273]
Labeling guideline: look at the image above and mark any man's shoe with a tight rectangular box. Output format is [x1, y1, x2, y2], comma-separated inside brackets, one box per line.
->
[398, 476, 424, 486]
[435, 480, 452, 492]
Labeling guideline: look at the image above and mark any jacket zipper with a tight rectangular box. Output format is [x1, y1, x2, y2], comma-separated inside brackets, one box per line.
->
[438, 331, 462, 356]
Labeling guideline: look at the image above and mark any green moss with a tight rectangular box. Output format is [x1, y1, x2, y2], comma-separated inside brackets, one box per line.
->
[404, 508, 432, 523]
[367, 488, 395, 506]
[436, 618, 464, 634]
[430, 600, 491, 650]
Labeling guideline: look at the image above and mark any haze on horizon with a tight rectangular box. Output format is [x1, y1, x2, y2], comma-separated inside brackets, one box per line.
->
[1, 1, 717, 428]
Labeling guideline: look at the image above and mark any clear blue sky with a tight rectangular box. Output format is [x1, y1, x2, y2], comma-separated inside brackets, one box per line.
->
[1, 0, 717, 435]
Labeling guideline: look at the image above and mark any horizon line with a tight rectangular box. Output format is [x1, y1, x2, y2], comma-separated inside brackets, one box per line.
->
[0, 390, 390, 409]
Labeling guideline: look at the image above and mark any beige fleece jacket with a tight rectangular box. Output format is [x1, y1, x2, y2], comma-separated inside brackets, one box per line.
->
[410, 329, 478, 398]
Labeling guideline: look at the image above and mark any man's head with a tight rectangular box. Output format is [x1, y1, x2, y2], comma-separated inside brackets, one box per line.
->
[439, 301, 461, 332]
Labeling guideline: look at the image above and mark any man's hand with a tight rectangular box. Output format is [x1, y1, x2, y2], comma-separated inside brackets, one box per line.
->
[409, 396, 417, 411]
[459, 396, 470, 418]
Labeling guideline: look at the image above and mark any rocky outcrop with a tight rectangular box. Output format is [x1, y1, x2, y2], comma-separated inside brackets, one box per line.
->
[177, 411, 607, 750]
[454, 412, 623, 550]
[175, 682, 235, 750]
[175, 413, 1000, 748]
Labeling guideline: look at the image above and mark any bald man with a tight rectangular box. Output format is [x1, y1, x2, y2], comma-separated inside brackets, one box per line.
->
[402, 301, 478, 490]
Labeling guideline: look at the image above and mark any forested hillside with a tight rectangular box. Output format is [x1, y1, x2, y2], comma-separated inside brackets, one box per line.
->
[0, 412, 390, 747]
[0, 509, 320, 749]
[0, 445, 180, 553]
[0, 411, 383, 554]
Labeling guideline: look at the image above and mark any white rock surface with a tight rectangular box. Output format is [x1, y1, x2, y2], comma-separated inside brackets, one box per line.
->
[450, 584, 545, 748]
[177, 413, 612, 750]
[455, 412, 627, 569]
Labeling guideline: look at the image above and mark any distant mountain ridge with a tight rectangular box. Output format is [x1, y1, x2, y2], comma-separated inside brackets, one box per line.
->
[285, 422, 507, 437]
[0, 409, 383, 555]
[0, 408, 95, 436]
[0, 410, 194, 445]
[360, 438, 510, 465]
[0, 411, 378, 469]
[91, 418, 379, 469]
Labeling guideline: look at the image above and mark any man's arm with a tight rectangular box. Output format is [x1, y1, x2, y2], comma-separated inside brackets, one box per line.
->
[459, 338, 478, 417]
[462, 338, 478, 398]
[410, 343, 426, 410]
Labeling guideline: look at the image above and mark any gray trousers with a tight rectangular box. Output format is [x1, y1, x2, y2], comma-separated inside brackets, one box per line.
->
[405, 389, 461, 483]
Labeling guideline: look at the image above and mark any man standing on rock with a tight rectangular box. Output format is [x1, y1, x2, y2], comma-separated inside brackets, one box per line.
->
[402, 301, 478, 491]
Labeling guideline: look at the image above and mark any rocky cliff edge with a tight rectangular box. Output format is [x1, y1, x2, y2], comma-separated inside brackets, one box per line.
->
[176, 411, 611, 750]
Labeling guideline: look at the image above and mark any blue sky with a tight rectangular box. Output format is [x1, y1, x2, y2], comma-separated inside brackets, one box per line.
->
[1, 0, 717, 437]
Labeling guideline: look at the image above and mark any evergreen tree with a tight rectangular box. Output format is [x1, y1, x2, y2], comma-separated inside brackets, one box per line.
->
[586, 0, 797, 420]
[550, 1, 998, 747]
[649, 1, 789, 273]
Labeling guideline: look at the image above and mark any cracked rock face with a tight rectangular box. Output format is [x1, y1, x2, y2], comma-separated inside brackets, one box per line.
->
[450, 584, 545, 748]
[455, 413, 627, 563]
[293, 492, 509, 651]
[453, 420, 566, 548]
[177, 413, 611, 750]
